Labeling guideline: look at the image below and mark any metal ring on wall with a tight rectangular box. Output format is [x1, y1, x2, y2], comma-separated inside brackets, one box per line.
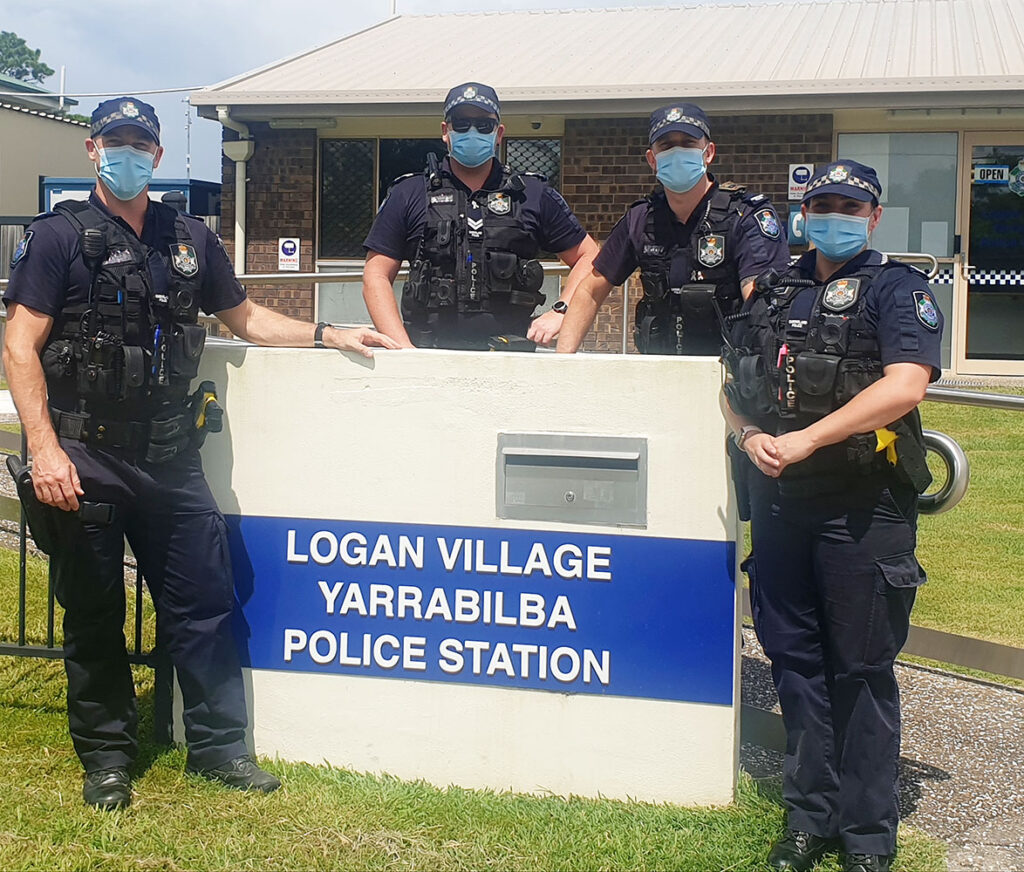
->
[919, 429, 970, 515]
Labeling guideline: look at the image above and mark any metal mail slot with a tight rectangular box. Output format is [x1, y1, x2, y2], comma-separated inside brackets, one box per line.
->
[496, 433, 647, 527]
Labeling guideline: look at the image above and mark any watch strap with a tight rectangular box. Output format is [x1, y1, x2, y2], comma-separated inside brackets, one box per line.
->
[314, 322, 330, 348]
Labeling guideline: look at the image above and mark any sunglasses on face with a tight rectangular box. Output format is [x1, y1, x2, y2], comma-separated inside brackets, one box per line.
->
[448, 117, 498, 134]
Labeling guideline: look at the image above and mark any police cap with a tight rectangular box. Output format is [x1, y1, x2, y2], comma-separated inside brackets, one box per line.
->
[802, 160, 882, 204]
[443, 83, 500, 120]
[648, 102, 710, 145]
[90, 97, 161, 144]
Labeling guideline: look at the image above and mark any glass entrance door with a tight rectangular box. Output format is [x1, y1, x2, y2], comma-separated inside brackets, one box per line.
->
[959, 134, 1024, 373]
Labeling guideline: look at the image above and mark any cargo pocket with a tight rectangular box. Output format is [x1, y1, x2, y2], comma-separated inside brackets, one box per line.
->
[864, 551, 926, 664]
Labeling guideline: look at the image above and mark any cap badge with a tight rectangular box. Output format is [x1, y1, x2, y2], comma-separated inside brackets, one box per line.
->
[823, 277, 860, 312]
[755, 208, 781, 239]
[464, 86, 477, 99]
[914, 290, 940, 330]
[170, 243, 199, 278]
[666, 108, 682, 122]
[828, 165, 850, 183]
[121, 101, 139, 118]
[697, 234, 725, 267]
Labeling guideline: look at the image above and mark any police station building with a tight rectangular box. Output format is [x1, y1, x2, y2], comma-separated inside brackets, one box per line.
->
[191, 0, 1024, 376]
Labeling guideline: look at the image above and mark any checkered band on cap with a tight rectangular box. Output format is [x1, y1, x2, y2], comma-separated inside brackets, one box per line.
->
[649, 113, 710, 140]
[90, 100, 160, 141]
[804, 170, 881, 200]
[446, 92, 499, 115]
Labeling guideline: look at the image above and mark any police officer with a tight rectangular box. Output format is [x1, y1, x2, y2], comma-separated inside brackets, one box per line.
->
[2, 98, 397, 811]
[722, 161, 943, 872]
[556, 102, 791, 355]
[363, 82, 599, 350]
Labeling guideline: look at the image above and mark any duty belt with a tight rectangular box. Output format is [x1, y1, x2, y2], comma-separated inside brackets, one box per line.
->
[51, 407, 192, 463]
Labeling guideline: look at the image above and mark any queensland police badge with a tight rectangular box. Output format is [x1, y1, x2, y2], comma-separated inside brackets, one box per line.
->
[914, 290, 940, 330]
[10, 230, 32, 267]
[822, 277, 860, 311]
[487, 192, 511, 215]
[698, 234, 725, 267]
[170, 243, 199, 277]
[755, 208, 780, 239]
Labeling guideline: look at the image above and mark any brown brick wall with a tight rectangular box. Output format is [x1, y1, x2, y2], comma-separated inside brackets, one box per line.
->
[561, 112, 833, 351]
[221, 126, 318, 321]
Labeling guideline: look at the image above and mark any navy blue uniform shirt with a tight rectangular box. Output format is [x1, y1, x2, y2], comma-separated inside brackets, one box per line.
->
[793, 248, 944, 381]
[594, 181, 791, 287]
[4, 191, 246, 320]
[363, 157, 587, 261]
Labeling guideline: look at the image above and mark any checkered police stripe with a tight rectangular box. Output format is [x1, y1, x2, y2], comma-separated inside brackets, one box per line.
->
[649, 114, 710, 139]
[970, 270, 1024, 286]
[929, 270, 954, 285]
[804, 173, 881, 200]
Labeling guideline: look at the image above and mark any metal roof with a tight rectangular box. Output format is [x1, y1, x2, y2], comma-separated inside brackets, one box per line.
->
[192, 0, 1024, 116]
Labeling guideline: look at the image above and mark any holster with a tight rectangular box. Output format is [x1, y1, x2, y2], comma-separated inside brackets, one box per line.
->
[5, 455, 114, 555]
[727, 435, 752, 522]
[890, 416, 934, 494]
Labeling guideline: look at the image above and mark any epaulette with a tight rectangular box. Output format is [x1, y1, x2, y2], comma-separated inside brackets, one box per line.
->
[718, 181, 747, 195]
[520, 171, 548, 183]
[742, 192, 767, 205]
[882, 256, 929, 279]
[389, 171, 418, 188]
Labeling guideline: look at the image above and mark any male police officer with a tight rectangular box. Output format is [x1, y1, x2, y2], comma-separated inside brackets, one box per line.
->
[2, 98, 397, 811]
[722, 161, 942, 872]
[363, 82, 599, 350]
[557, 102, 790, 355]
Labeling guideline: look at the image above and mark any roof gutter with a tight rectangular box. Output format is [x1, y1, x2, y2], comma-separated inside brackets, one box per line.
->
[217, 106, 254, 275]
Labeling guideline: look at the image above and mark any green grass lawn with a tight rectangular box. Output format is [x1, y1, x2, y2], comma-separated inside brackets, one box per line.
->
[0, 545, 946, 870]
[913, 388, 1024, 647]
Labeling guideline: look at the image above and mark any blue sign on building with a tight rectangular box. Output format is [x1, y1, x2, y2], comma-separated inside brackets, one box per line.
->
[227, 516, 736, 706]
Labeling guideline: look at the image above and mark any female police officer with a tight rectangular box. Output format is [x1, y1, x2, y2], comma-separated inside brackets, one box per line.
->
[722, 161, 943, 872]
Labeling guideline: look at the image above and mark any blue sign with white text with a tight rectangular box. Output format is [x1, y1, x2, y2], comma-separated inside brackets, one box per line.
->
[226, 516, 736, 706]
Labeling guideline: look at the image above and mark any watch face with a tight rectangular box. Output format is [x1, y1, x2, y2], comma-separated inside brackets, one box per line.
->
[552, 301, 568, 314]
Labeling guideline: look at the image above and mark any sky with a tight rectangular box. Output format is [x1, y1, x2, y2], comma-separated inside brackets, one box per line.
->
[2, 0, 768, 182]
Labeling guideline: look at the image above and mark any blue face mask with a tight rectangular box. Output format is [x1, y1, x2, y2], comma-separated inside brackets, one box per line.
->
[448, 129, 498, 169]
[805, 212, 871, 262]
[654, 146, 707, 193]
[96, 144, 156, 200]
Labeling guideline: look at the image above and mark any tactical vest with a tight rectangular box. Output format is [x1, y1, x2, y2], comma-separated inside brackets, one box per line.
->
[724, 261, 932, 492]
[41, 200, 215, 462]
[402, 156, 545, 326]
[634, 183, 748, 355]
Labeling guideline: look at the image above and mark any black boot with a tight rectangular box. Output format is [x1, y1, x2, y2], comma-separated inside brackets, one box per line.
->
[83, 767, 131, 810]
[186, 754, 281, 793]
[768, 830, 836, 870]
[841, 853, 895, 872]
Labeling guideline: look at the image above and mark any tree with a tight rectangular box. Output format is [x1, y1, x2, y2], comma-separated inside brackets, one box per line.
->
[0, 31, 54, 84]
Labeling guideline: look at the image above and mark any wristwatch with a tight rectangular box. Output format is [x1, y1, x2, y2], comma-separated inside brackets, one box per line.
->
[551, 300, 568, 314]
[736, 425, 763, 450]
[313, 321, 330, 348]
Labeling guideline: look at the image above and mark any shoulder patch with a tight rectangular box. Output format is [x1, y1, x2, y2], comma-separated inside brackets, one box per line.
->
[913, 290, 940, 331]
[755, 208, 781, 239]
[10, 230, 33, 267]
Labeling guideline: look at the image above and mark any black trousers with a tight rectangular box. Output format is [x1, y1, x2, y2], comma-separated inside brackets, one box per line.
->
[747, 472, 925, 856]
[51, 439, 249, 773]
